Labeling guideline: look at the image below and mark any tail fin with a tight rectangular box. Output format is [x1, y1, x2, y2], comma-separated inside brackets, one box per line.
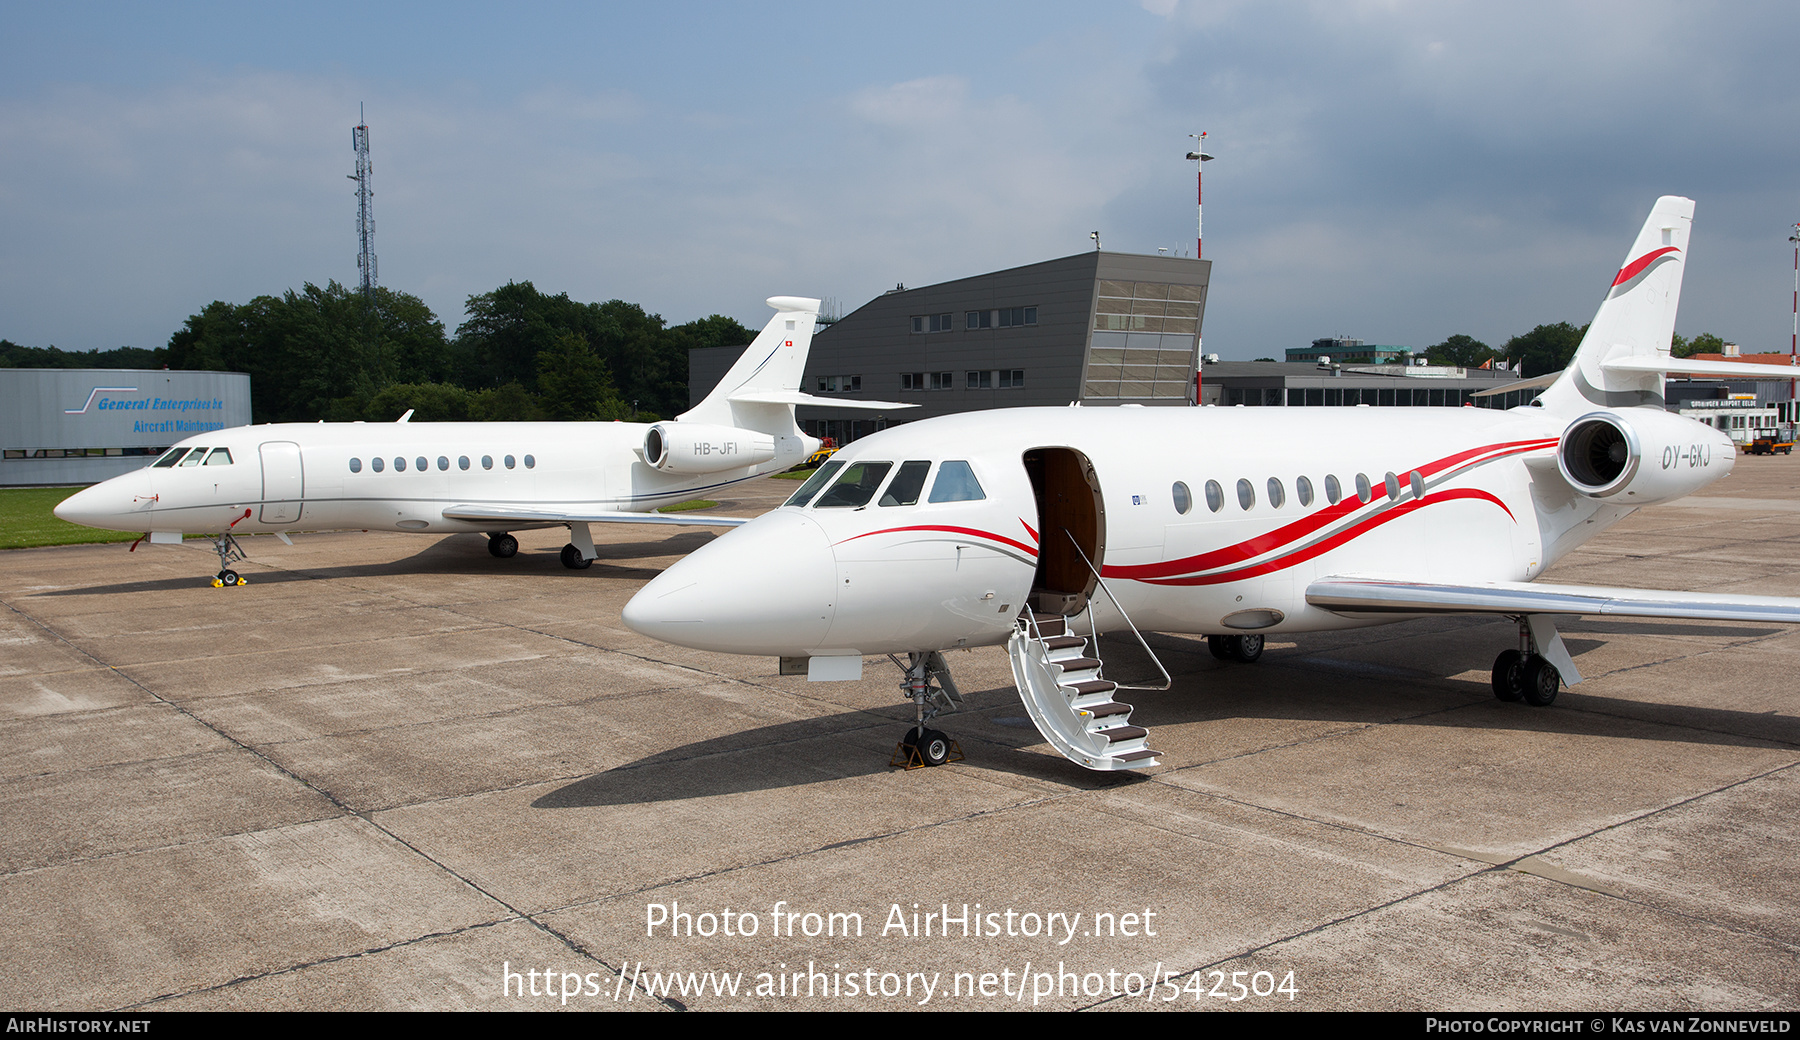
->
[679, 296, 820, 429]
[1538, 196, 1694, 415]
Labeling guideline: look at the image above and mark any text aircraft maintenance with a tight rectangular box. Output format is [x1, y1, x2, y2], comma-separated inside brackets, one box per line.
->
[55, 297, 909, 586]
[625, 197, 1800, 773]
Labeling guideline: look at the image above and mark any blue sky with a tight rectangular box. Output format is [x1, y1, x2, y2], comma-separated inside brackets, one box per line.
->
[5, 1, 1799, 360]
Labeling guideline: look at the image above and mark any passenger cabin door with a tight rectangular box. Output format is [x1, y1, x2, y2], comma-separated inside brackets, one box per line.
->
[259, 441, 304, 525]
[1023, 447, 1105, 615]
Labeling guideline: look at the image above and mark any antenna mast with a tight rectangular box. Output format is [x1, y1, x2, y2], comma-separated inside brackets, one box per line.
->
[350, 105, 377, 299]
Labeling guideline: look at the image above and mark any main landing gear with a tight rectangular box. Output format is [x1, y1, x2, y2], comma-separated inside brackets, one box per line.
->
[486, 532, 518, 559]
[889, 651, 965, 769]
[1207, 633, 1265, 663]
[559, 544, 593, 569]
[1491, 618, 1562, 707]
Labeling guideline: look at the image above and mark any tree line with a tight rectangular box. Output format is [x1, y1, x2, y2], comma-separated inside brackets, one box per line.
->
[2, 281, 756, 425]
[1423, 326, 1734, 376]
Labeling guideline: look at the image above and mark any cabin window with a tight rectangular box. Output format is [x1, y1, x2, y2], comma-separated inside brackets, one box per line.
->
[152, 448, 190, 468]
[371, 457, 385, 472]
[481, 455, 493, 470]
[784, 461, 844, 508]
[1205, 480, 1223, 513]
[1296, 476, 1314, 507]
[1236, 479, 1255, 510]
[1355, 473, 1372, 503]
[395, 457, 407, 472]
[416, 456, 428, 473]
[880, 461, 931, 506]
[816, 461, 893, 508]
[179, 449, 208, 467]
[1172, 481, 1192, 515]
[1267, 478, 1286, 509]
[927, 460, 985, 502]
[504, 455, 516, 470]
[459, 456, 470, 470]
[1385, 472, 1401, 501]
[437, 456, 449, 471]
[1324, 474, 1341, 504]
[348, 457, 362, 473]
[524, 454, 536, 469]
[1410, 470, 1425, 499]
[204, 448, 233, 466]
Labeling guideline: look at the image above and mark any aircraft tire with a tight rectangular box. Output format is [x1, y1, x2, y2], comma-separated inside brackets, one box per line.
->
[1229, 634, 1265, 663]
[1522, 656, 1560, 707]
[1491, 649, 1525, 701]
[560, 544, 593, 570]
[220, 570, 240, 587]
[1207, 635, 1231, 660]
[488, 533, 518, 559]
[918, 729, 951, 767]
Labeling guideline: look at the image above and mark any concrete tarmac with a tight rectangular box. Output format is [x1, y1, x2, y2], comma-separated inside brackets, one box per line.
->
[3, 463, 1798, 1011]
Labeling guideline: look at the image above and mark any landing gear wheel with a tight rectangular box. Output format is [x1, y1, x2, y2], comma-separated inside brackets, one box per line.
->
[1207, 635, 1231, 660]
[1228, 633, 1265, 663]
[1522, 655, 1560, 707]
[917, 729, 951, 767]
[1491, 649, 1525, 702]
[487, 533, 518, 559]
[559, 544, 592, 570]
[219, 570, 240, 587]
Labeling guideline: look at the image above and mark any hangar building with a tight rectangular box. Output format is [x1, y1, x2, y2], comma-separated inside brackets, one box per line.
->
[2, 369, 252, 486]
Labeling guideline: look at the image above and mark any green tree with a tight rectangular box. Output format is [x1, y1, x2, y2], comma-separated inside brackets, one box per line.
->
[1424, 334, 1498, 368]
[535, 331, 620, 421]
[1501, 322, 1587, 378]
[1672, 332, 1726, 358]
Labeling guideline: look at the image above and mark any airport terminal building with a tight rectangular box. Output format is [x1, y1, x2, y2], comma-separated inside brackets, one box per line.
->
[1, 369, 252, 486]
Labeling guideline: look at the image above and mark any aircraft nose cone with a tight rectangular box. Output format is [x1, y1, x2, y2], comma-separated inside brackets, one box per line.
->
[624, 511, 837, 656]
[53, 483, 115, 528]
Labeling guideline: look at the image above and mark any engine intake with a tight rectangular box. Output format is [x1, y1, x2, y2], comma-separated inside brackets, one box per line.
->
[1556, 409, 1731, 506]
[643, 422, 776, 475]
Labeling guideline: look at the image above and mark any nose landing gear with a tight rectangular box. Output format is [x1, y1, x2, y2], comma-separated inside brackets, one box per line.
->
[889, 651, 964, 769]
[208, 511, 251, 588]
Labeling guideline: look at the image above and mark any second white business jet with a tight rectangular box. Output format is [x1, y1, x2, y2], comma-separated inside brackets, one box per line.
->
[55, 297, 909, 584]
[624, 197, 1800, 773]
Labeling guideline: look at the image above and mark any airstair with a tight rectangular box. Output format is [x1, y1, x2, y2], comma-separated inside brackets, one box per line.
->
[1007, 598, 1169, 772]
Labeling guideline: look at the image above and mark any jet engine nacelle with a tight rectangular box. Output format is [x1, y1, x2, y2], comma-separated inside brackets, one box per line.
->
[643, 422, 776, 474]
[1556, 409, 1733, 506]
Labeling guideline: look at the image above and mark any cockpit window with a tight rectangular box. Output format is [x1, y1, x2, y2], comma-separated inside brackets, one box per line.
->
[784, 461, 844, 508]
[927, 460, 985, 503]
[880, 461, 932, 506]
[178, 448, 209, 467]
[204, 448, 233, 466]
[815, 461, 893, 508]
[152, 448, 190, 468]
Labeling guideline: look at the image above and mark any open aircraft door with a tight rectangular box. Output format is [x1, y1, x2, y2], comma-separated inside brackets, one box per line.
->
[259, 441, 304, 525]
[1022, 447, 1106, 615]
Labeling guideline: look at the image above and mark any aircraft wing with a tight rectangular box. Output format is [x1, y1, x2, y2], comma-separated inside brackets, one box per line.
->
[440, 505, 747, 528]
[1306, 578, 1800, 624]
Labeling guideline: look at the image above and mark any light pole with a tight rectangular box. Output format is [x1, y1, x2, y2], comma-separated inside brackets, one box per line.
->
[1185, 133, 1214, 258]
[1185, 134, 1215, 404]
[1790, 223, 1798, 414]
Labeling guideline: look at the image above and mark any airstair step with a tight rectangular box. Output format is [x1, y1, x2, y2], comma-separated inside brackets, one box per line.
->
[1099, 726, 1147, 744]
[1065, 679, 1117, 697]
[1043, 635, 1086, 651]
[1077, 701, 1131, 720]
[1054, 656, 1102, 673]
[1112, 749, 1159, 764]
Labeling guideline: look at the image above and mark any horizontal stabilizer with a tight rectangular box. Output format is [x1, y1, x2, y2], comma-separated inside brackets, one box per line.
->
[1307, 577, 1800, 624]
[1600, 355, 1800, 379]
[441, 505, 746, 529]
[1469, 372, 1559, 398]
[729, 390, 917, 411]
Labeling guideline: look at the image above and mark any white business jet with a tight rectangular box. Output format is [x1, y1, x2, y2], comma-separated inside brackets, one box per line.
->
[54, 296, 909, 585]
[624, 197, 1800, 773]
